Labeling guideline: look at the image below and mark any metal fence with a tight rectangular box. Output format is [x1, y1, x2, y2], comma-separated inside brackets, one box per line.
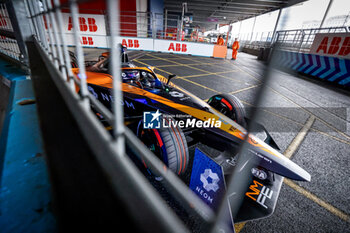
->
[0, 3, 23, 61]
[240, 26, 349, 52]
[274, 26, 348, 52]
[239, 31, 274, 50]
[20, 0, 222, 232]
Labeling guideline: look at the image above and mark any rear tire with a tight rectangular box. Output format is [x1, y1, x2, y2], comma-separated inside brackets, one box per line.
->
[137, 116, 189, 176]
[208, 94, 246, 127]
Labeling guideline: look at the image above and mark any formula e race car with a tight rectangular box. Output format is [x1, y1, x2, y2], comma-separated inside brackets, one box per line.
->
[71, 49, 310, 231]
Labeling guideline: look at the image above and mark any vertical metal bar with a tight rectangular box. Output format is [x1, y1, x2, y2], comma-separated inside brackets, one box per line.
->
[53, 0, 75, 89]
[249, 16, 256, 42]
[69, 0, 89, 108]
[152, 13, 156, 38]
[342, 11, 350, 27]
[25, 0, 40, 43]
[23, 0, 36, 41]
[30, 0, 50, 53]
[320, 0, 334, 28]
[298, 30, 305, 52]
[164, 9, 168, 39]
[271, 8, 282, 45]
[178, 3, 185, 41]
[107, 0, 125, 155]
[45, 0, 66, 80]
[42, 0, 59, 67]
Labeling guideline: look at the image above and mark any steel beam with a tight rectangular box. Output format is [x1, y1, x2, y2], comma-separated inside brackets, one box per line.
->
[320, 0, 334, 28]
[165, 0, 286, 8]
[166, 2, 274, 11]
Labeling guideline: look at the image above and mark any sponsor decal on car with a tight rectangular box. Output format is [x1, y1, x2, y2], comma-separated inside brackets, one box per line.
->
[143, 110, 222, 129]
[245, 180, 273, 209]
[88, 85, 135, 109]
[200, 169, 220, 192]
[189, 149, 225, 207]
[189, 149, 235, 232]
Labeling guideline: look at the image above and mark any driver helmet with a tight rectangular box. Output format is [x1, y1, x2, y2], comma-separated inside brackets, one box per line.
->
[122, 70, 140, 82]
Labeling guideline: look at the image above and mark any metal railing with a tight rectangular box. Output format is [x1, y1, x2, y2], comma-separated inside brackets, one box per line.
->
[274, 26, 348, 52]
[23, 0, 218, 232]
[0, 3, 23, 62]
[239, 31, 273, 50]
[239, 26, 348, 53]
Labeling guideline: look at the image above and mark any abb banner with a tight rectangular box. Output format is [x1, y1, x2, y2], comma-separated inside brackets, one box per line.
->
[64, 34, 107, 48]
[310, 33, 350, 59]
[57, 13, 220, 57]
[116, 37, 153, 51]
[62, 13, 106, 36]
[153, 39, 214, 57]
[46, 13, 108, 48]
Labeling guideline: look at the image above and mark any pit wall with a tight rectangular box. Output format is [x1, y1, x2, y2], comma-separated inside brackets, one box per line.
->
[0, 59, 55, 231]
[275, 50, 350, 87]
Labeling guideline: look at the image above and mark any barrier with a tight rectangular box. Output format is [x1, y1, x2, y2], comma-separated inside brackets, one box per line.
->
[64, 34, 227, 58]
[153, 39, 215, 57]
[212, 45, 227, 58]
[309, 33, 350, 59]
[276, 50, 350, 87]
[52, 11, 227, 58]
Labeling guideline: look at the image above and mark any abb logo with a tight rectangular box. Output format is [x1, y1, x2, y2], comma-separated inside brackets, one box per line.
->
[122, 39, 139, 48]
[80, 36, 94, 45]
[68, 17, 98, 32]
[168, 43, 187, 52]
[316, 36, 350, 56]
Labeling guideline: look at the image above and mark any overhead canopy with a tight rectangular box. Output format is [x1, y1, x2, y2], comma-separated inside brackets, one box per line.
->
[164, 0, 308, 29]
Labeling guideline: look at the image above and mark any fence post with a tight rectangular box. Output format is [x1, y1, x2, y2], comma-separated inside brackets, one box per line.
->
[298, 30, 305, 52]
[5, 0, 33, 65]
[152, 13, 156, 38]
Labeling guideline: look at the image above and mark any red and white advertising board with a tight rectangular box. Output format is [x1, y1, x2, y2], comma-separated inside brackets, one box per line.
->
[46, 13, 108, 48]
[116, 37, 154, 51]
[64, 34, 108, 48]
[62, 13, 106, 36]
[57, 13, 220, 57]
[309, 33, 350, 59]
[153, 39, 214, 57]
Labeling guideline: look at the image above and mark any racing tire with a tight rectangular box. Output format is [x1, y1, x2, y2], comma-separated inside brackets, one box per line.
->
[137, 116, 189, 176]
[207, 94, 246, 127]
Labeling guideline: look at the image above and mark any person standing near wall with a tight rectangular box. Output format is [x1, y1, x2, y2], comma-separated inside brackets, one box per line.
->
[231, 38, 240, 60]
[217, 35, 224, 45]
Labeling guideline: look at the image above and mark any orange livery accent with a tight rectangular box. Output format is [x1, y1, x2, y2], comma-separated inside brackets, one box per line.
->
[245, 180, 263, 201]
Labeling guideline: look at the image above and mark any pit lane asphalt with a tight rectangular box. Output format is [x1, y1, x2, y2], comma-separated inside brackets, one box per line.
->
[83, 48, 350, 233]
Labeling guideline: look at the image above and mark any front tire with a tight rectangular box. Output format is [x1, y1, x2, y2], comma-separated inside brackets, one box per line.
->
[208, 94, 246, 127]
[137, 116, 189, 176]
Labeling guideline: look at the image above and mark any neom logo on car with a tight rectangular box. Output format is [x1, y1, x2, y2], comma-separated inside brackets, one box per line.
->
[143, 110, 222, 129]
